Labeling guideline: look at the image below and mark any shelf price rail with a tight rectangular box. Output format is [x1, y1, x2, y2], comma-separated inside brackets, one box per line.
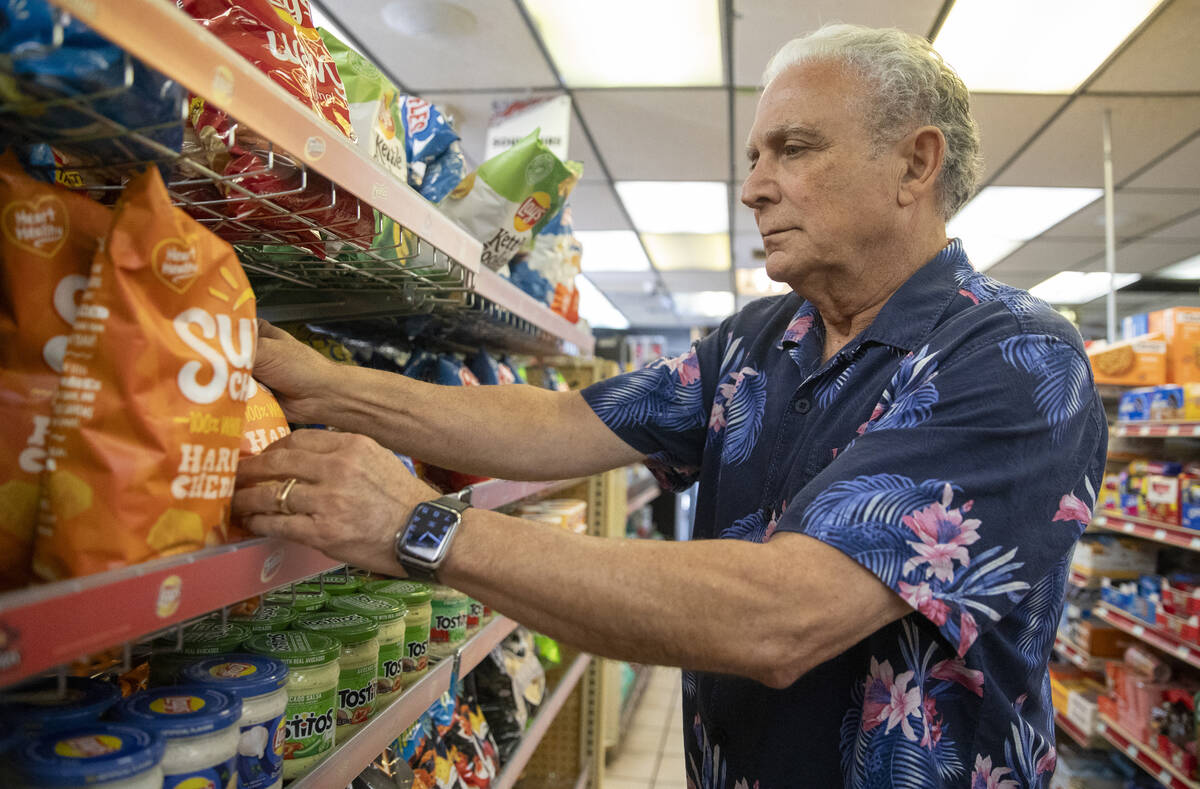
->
[1097, 715, 1200, 789]
[0, 478, 576, 687]
[1091, 510, 1200, 553]
[1094, 602, 1200, 671]
[1114, 421, 1200, 438]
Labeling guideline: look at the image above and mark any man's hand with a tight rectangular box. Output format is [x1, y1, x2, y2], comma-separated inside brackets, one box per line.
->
[232, 429, 441, 575]
[254, 320, 339, 425]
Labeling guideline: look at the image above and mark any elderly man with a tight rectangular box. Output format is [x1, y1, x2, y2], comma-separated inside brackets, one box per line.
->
[234, 24, 1105, 788]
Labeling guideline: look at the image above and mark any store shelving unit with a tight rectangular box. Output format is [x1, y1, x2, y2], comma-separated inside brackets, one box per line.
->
[1068, 568, 1102, 589]
[1054, 710, 1100, 749]
[1097, 715, 1200, 789]
[1114, 421, 1200, 438]
[1054, 634, 1106, 672]
[1094, 602, 1200, 669]
[625, 478, 662, 516]
[492, 653, 593, 789]
[1092, 510, 1200, 553]
[290, 615, 519, 789]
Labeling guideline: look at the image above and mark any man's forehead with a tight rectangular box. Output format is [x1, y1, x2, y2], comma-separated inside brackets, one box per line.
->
[746, 64, 859, 148]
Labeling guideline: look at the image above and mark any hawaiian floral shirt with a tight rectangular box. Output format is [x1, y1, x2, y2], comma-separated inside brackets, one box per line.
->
[581, 240, 1107, 789]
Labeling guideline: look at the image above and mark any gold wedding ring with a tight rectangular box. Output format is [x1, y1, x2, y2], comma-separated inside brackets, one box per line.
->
[276, 478, 299, 516]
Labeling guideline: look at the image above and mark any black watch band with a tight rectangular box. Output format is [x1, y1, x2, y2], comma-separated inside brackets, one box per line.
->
[394, 494, 470, 583]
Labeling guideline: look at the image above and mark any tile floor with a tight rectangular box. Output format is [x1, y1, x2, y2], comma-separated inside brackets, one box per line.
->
[603, 666, 686, 789]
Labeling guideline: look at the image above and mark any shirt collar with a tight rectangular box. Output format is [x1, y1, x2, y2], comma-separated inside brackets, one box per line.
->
[779, 239, 968, 357]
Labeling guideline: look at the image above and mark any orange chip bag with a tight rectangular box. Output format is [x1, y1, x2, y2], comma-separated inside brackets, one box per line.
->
[224, 379, 291, 542]
[0, 152, 111, 590]
[33, 167, 257, 580]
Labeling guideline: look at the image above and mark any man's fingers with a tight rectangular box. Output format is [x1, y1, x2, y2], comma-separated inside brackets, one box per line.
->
[235, 447, 327, 484]
[271, 428, 358, 454]
[242, 513, 317, 541]
[232, 480, 318, 516]
[257, 319, 291, 340]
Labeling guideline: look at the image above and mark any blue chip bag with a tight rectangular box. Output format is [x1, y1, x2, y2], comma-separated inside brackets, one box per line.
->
[0, 0, 184, 167]
[418, 139, 466, 204]
[468, 349, 502, 386]
[508, 256, 552, 304]
[401, 96, 458, 188]
[499, 355, 525, 384]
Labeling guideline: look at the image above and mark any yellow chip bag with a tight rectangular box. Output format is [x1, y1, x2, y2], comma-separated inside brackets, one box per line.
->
[33, 167, 257, 580]
[0, 152, 111, 589]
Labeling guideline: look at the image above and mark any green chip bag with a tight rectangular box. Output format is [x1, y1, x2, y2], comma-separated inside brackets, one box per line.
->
[440, 129, 581, 271]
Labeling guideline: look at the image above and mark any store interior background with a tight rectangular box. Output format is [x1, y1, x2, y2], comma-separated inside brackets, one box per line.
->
[312, 0, 1200, 363]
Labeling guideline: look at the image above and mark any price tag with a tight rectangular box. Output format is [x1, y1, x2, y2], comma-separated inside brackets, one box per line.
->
[1155, 529, 1169, 541]
[1177, 644, 1191, 659]
[1168, 424, 1182, 436]
[1094, 514, 1108, 526]
[1123, 523, 1136, 533]
[1132, 624, 1145, 636]
[1139, 426, 1152, 436]
[1159, 770, 1172, 785]
[1192, 425, 1200, 437]
[1191, 537, 1200, 549]
[1126, 744, 1139, 758]
[1096, 721, 1107, 734]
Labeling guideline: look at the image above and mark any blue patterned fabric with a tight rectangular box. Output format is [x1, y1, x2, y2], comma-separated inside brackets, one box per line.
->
[581, 240, 1107, 788]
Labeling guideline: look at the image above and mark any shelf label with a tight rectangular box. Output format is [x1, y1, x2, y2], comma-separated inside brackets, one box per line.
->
[1177, 645, 1191, 659]
[1191, 537, 1200, 550]
[156, 575, 183, 619]
[211, 65, 234, 105]
[372, 184, 388, 200]
[1094, 515, 1108, 526]
[1124, 523, 1136, 533]
[1139, 426, 1151, 436]
[1126, 744, 1139, 758]
[1132, 624, 1145, 636]
[1158, 771, 1172, 785]
[1168, 425, 1182, 436]
[260, 548, 284, 584]
[1192, 425, 1200, 436]
[304, 136, 326, 162]
[1154, 529, 1169, 541]
[1096, 722, 1107, 734]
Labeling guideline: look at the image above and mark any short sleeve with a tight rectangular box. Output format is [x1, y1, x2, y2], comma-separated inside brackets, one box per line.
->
[581, 325, 726, 491]
[773, 335, 1107, 656]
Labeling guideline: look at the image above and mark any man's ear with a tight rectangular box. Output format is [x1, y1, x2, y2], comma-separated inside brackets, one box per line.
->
[896, 126, 946, 208]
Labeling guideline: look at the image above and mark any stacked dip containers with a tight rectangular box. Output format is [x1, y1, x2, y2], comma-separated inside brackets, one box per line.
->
[364, 580, 433, 687]
[293, 612, 380, 741]
[112, 686, 241, 788]
[11, 725, 165, 789]
[326, 594, 408, 707]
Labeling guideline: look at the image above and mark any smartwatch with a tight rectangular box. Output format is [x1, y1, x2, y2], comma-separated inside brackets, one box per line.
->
[394, 493, 471, 582]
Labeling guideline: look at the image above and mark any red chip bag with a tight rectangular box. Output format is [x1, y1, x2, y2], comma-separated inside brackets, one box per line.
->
[33, 168, 257, 580]
[0, 152, 111, 589]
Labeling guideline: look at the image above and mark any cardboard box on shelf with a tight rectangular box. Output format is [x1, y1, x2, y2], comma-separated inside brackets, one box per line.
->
[1150, 385, 1186, 420]
[1072, 536, 1158, 580]
[1149, 307, 1200, 384]
[1076, 620, 1135, 658]
[1145, 474, 1182, 525]
[1088, 334, 1167, 387]
[1182, 478, 1200, 530]
[1119, 387, 1157, 421]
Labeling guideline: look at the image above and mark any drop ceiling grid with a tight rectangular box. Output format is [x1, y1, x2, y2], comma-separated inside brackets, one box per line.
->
[329, 0, 1200, 326]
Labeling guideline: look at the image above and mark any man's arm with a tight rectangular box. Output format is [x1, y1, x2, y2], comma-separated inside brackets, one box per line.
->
[233, 430, 912, 688]
[253, 321, 642, 480]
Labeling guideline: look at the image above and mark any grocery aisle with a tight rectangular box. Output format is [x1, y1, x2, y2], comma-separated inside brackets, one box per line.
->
[604, 667, 686, 789]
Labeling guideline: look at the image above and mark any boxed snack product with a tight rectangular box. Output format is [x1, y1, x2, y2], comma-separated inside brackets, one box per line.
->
[1150, 385, 1186, 420]
[1183, 478, 1200, 530]
[440, 130, 581, 271]
[1070, 535, 1157, 580]
[32, 168, 256, 580]
[1098, 474, 1122, 513]
[1149, 307, 1200, 384]
[1088, 334, 1167, 386]
[0, 153, 111, 589]
[1146, 474, 1183, 525]
[1074, 620, 1133, 658]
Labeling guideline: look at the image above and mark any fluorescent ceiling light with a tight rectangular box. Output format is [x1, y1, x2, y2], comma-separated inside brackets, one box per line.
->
[736, 267, 791, 298]
[525, 0, 722, 88]
[1156, 253, 1200, 280]
[1029, 271, 1140, 305]
[948, 186, 1102, 272]
[673, 291, 735, 319]
[934, 0, 1163, 93]
[641, 233, 730, 271]
[576, 276, 630, 330]
[575, 231, 651, 273]
[615, 182, 728, 234]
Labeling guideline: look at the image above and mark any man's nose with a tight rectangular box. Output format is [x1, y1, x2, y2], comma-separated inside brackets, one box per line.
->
[741, 161, 777, 210]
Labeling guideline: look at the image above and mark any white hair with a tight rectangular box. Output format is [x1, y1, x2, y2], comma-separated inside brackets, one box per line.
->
[762, 24, 983, 220]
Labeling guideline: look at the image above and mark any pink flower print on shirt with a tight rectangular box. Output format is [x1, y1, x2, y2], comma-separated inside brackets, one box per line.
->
[901, 483, 981, 582]
[1035, 748, 1057, 776]
[782, 313, 815, 345]
[898, 581, 950, 626]
[861, 658, 922, 741]
[1052, 493, 1091, 525]
[930, 657, 985, 697]
[920, 696, 944, 749]
[958, 611, 980, 656]
[663, 348, 702, 386]
[970, 755, 1018, 789]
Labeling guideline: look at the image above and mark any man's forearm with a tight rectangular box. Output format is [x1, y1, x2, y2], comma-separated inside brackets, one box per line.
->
[312, 366, 640, 480]
[439, 509, 910, 687]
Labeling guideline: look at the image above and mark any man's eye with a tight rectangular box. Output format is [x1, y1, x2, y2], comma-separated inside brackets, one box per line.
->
[783, 144, 806, 156]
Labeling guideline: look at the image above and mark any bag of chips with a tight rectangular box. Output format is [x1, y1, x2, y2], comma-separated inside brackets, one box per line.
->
[223, 379, 290, 542]
[402, 97, 459, 190]
[0, 152, 110, 589]
[419, 140, 466, 205]
[527, 204, 581, 322]
[467, 350, 516, 387]
[32, 167, 257, 580]
[440, 130, 581, 271]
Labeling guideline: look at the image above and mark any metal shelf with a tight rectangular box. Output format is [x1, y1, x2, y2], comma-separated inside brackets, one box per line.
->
[1054, 710, 1103, 750]
[290, 616, 519, 789]
[1094, 602, 1200, 670]
[1054, 634, 1106, 672]
[0, 538, 338, 687]
[626, 479, 662, 517]
[1092, 509, 1200, 553]
[1114, 421, 1200, 438]
[1097, 714, 1199, 789]
[493, 653, 593, 789]
[464, 477, 586, 512]
[1069, 569, 1102, 589]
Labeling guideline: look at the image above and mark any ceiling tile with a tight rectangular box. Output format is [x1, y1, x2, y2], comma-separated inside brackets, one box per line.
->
[573, 90, 728, 181]
[420, 91, 602, 178]
[982, 239, 1106, 276]
[569, 182, 632, 231]
[984, 270, 1050, 291]
[1125, 134, 1200, 191]
[970, 94, 1069, 184]
[1152, 211, 1200, 241]
[1041, 191, 1200, 241]
[661, 271, 734, 293]
[991, 96, 1200, 188]
[332, 0, 557, 92]
[1089, 0, 1200, 93]
[584, 272, 656, 294]
[1080, 239, 1200, 274]
[732, 0, 943, 87]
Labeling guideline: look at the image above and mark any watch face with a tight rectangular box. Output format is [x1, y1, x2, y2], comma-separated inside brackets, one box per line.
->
[403, 502, 459, 564]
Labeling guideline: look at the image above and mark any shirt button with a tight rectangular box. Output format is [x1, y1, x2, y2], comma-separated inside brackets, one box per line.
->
[793, 398, 811, 414]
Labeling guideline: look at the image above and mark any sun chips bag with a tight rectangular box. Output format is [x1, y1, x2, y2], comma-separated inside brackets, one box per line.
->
[0, 153, 111, 589]
[32, 168, 257, 580]
[225, 379, 291, 542]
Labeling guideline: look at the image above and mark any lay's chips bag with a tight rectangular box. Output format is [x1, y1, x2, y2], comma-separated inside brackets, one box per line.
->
[0, 152, 111, 589]
[33, 168, 257, 580]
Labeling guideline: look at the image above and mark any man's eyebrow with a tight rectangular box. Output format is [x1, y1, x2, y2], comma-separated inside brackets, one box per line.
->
[745, 124, 827, 159]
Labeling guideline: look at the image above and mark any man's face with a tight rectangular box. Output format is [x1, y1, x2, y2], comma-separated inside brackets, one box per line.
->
[742, 60, 904, 288]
